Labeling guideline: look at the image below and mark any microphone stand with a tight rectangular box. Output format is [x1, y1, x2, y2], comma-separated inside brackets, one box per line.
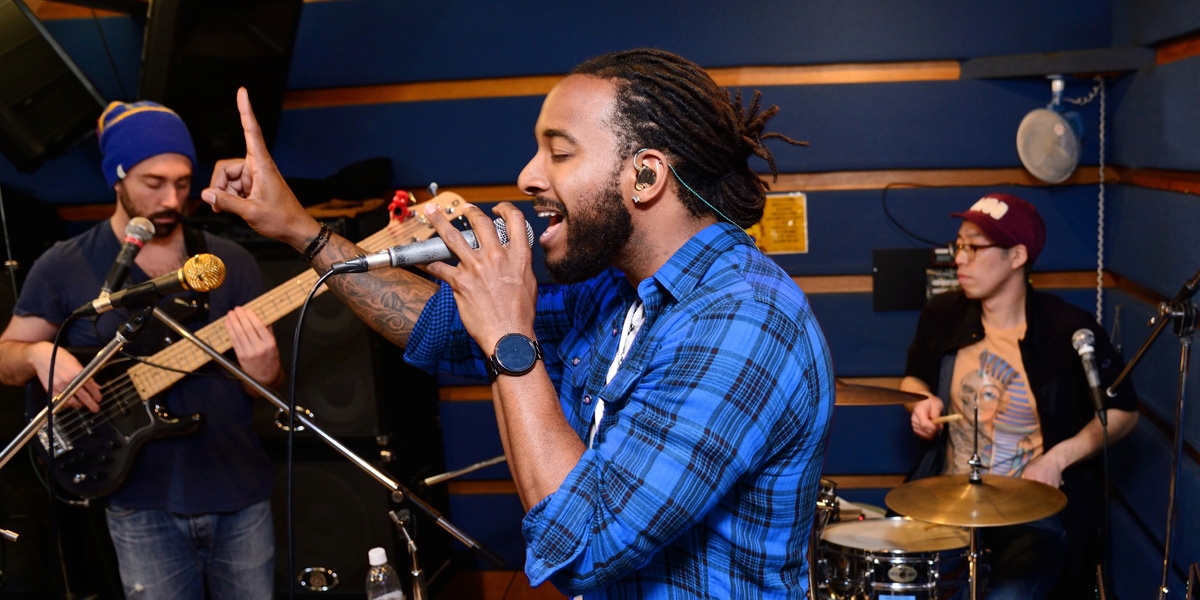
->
[1105, 265, 1200, 600]
[0, 306, 156, 472]
[390, 509, 428, 600]
[149, 308, 505, 569]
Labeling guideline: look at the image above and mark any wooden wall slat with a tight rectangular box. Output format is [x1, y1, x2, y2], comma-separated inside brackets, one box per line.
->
[282, 61, 961, 110]
[1156, 31, 1200, 65]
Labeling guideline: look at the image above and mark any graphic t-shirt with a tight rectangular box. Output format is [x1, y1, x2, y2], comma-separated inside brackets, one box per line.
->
[945, 320, 1044, 476]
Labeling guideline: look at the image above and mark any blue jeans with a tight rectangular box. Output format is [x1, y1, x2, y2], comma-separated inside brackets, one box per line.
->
[106, 499, 275, 600]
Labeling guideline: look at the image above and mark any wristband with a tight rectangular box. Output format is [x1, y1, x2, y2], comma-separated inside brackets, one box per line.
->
[300, 223, 332, 263]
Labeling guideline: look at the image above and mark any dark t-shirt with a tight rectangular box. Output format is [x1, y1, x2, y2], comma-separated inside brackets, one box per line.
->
[15, 221, 274, 514]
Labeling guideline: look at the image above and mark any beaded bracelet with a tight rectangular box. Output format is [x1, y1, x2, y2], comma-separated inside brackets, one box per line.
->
[300, 223, 332, 263]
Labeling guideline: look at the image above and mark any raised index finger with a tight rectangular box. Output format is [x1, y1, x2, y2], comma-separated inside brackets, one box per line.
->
[237, 87, 274, 163]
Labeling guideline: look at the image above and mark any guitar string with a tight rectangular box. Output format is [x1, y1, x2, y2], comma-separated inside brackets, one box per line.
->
[46, 217, 427, 446]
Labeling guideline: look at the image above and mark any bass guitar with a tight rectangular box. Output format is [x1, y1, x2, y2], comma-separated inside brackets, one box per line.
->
[36, 193, 462, 498]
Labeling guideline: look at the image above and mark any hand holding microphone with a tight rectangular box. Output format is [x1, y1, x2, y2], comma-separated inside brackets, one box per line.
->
[330, 217, 535, 274]
[73, 254, 226, 317]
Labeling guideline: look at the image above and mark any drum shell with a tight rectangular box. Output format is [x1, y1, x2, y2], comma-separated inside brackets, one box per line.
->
[817, 518, 968, 600]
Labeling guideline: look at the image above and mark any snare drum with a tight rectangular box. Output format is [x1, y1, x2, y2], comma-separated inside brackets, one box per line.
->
[817, 517, 968, 600]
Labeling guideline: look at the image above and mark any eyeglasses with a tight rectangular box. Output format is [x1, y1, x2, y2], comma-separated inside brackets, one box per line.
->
[948, 241, 1007, 262]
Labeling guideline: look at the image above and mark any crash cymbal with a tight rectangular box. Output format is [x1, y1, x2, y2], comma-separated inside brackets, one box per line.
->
[834, 379, 927, 406]
[885, 474, 1067, 528]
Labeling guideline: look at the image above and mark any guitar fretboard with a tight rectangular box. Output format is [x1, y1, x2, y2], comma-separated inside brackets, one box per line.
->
[124, 196, 456, 399]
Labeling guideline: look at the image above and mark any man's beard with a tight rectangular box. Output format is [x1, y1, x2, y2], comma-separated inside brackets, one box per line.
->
[118, 187, 182, 237]
[543, 179, 634, 284]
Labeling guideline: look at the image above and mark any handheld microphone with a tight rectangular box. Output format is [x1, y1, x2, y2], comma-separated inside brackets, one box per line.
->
[1071, 328, 1108, 427]
[330, 218, 536, 274]
[100, 217, 155, 298]
[72, 254, 226, 317]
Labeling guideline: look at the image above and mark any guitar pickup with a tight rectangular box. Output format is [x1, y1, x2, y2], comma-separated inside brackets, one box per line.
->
[37, 422, 73, 457]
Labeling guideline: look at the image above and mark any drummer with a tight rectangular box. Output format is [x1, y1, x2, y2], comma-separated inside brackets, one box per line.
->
[900, 194, 1139, 598]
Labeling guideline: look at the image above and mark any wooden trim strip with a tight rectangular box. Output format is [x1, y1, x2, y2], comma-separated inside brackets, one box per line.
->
[1118, 168, 1200, 196]
[283, 61, 962, 110]
[1157, 31, 1200, 66]
[1106, 270, 1168, 306]
[283, 76, 565, 110]
[27, 0, 128, 19]
[447, 480, 518, 495]
[439, 385, 492, 402]
[434, 167, 1116, 203]
[819, 474, 907, 489]
[1137, 404, 1200, 467]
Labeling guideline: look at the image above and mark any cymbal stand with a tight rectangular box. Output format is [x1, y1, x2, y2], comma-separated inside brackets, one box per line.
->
[1105, 265, 1199, 600]
[390, 509, 428, 600]
[966, 401, 983, 600]
[150, 308, 505, 568]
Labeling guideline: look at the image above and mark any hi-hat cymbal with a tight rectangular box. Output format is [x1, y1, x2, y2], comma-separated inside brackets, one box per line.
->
[885, 474, 1067, 527]
[834, 379, 927, 406]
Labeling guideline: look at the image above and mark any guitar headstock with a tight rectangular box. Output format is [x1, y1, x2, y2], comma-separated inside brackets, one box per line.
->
[372, 191, 468, 252]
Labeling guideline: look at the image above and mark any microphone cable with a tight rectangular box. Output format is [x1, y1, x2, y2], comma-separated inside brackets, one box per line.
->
[284, 267, 338, 600]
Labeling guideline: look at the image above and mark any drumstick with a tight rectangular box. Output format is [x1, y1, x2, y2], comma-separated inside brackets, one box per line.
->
[931, 414, 962, 424]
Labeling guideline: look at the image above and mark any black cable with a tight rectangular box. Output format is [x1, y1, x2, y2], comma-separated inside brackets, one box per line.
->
[285, 268, 337, 600]
[879, 183, 944, 247]
[1101, 422, 1111, 597]
[90, 9, 129, 100]
[45, 317, 75, 600]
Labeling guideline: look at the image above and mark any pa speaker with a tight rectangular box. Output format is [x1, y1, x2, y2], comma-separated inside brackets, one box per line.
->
[270, 458, 394, 597]
[0, 0, 106, 173]
[255, 257, 384, 441]
[138, 0, 303, 162]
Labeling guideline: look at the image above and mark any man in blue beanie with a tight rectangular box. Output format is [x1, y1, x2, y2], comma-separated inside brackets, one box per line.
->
[0, 101, 283, 599]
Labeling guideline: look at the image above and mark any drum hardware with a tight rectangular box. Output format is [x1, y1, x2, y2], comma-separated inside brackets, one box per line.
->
[1106, 264, 1200, 600]
[818, 517, 970, 600]
[885, 403, 1067, 600]
[834, 380, 927, 406]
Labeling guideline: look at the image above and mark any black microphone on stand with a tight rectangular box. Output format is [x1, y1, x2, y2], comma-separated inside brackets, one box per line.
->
[100, 217, 155, 298]
[1071, 328, 1108, 427]
[329, 218, 536, 274]
[72, 254, 226, 317]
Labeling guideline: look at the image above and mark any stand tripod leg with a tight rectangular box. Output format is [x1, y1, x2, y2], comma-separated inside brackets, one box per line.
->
[150, 308, 506, 568]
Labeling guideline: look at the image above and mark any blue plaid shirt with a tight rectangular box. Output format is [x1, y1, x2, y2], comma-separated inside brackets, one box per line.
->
[407, 223, 834, 598]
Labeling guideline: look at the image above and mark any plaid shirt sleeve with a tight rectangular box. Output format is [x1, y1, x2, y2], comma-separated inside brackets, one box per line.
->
[404, 280, 581, 381]
[521, 289, 832, 595]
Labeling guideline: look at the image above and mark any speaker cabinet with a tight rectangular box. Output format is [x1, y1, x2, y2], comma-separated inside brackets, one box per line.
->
[254, 257, 384, 442]
[0, 0, 106, 173]
[270, 458, 393, 597]
[139, 0, 303, 162]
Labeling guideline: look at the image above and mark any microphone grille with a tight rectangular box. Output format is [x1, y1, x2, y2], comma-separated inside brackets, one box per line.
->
[1071, 328, 1095, 351]
[182, 253, 226, 292]
[126, 216, 155, 243]
[491, 218, 536, 248]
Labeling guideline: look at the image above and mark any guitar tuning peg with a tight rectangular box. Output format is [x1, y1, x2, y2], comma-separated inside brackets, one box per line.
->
[428, 182, 439, 196]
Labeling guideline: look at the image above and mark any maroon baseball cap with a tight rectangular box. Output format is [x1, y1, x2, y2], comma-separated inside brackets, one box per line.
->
[951, 193, 1046, 264]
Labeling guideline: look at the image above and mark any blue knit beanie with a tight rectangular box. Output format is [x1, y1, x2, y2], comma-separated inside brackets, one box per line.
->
[97, 101, 197, 188]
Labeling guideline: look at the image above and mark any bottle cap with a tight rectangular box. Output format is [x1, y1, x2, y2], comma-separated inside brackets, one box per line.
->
[368, 547, 388, 566]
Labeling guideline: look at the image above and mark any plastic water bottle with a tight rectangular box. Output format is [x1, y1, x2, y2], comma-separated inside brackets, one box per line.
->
[365, 547, 406, 600]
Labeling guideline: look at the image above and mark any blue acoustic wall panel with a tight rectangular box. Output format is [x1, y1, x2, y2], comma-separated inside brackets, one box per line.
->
[822, 404, 925, 475]
[1112, 56, 1200, 172]
[41, 18, 143, 102]
[264, 78, 1107, 189]
[1113, 0, 1200, 46]
[1106, 186, 1200, 300]
[289, 1, 1111, 89]
[779, 185, 1105, 277]
[446, 493, 528, 570]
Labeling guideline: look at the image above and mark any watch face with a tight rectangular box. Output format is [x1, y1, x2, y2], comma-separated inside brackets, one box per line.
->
[496, 334, 538, 374]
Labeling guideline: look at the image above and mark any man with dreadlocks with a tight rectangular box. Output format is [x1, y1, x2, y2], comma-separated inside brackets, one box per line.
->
[203, 48, 834, 598]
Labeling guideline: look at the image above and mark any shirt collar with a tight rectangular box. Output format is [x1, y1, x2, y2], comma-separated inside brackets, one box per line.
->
[637, 222, 752, 305]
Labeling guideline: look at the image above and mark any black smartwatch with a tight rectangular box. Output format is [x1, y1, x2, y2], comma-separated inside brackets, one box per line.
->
[487, 333, 543, 382]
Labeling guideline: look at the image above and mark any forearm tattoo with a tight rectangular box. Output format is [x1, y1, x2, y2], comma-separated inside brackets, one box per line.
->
[310, 234, 438, 347]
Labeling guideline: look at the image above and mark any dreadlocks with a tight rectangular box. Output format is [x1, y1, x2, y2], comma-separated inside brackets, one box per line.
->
[570, 48, 806, 229]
